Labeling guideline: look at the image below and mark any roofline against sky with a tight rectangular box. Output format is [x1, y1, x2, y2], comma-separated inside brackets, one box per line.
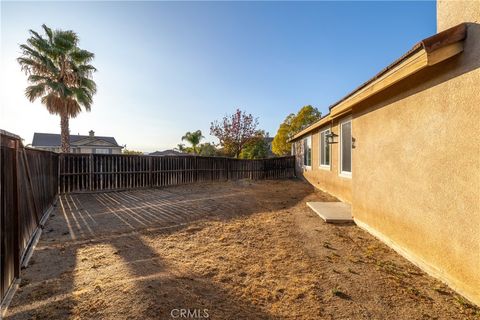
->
[289, 23, 467, 142]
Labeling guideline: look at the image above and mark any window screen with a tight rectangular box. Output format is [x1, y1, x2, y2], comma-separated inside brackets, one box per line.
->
[341, 121, 351, 173]
[320, 130, 330, 166]
[303, 136, 312, 167]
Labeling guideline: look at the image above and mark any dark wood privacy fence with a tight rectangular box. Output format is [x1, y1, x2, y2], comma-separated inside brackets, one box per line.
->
[1, 128, 294, 307]
[0, 131, 58, 305]
[59, 154, 296, 193]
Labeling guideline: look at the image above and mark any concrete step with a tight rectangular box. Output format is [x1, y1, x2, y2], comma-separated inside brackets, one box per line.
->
[307, 202, 353, 224]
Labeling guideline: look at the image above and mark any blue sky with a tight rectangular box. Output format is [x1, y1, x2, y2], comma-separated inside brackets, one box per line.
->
[1, 1, 436, 152]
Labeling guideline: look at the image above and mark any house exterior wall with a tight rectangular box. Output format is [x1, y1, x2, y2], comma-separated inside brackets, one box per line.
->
[292, 4, 479, 304]
[34, 146, 123, 154]
[437, 0, 480, 32]
[294, 119, 352, 203]
[79, 147, 122, 154]
[348, 4, 480, 304]
[351, 44, 480, 304]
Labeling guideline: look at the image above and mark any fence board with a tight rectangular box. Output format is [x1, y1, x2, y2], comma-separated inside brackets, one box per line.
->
[0, 131, 58, 305]
[0, 128, 296, 306]
[59, 154, 295, 193]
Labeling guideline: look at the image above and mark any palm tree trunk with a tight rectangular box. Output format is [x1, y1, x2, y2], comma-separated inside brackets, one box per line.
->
[60, 113, 70, 153]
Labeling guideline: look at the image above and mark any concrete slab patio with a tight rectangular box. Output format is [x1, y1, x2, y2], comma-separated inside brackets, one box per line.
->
[307, 201, 353, 223]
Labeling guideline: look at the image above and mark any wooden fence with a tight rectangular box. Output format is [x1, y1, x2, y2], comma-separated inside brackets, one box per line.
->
[59, 154, 296, 193]
[0, 131, 58, 306]
[0, 128, 294, 307]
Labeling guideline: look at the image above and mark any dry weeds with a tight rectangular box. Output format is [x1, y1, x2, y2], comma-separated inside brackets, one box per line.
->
[6, 180, 479, 319]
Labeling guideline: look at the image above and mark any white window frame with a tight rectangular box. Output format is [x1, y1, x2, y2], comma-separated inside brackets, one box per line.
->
[339, 117, 352, 178]
[303, 136, 312, 170]
[319, 128, 331, 170]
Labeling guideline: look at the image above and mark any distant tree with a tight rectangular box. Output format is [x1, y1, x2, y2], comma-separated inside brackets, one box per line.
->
[18, 24, 97, 153]
[214, 147, 228, 157]
[181, 130, 204, 154]
[272, 117, 294, 156]
[122, 149, 143, 155]
[272, 105, 321, 156]
[289, 105, 321, 133]
[210, 109, 259, 158]
[176, 141, 218, 156]
[176, 143, 187, 153]
[239, 131, 269, 159]
[198, 143, 218, 157]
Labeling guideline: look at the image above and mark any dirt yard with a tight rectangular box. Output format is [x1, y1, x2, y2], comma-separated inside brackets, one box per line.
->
[6, 180, 479, 319]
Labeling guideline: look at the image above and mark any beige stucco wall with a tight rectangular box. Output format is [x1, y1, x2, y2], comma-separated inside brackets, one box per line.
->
[437, 0, 480, 32]
[293, 2, 480, 305]
[351, 19, 480, 304]
[294, 119, 353, 203]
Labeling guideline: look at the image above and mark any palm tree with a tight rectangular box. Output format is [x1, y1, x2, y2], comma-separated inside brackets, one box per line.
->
[18, 24, 97, 153]
[176, 143, 187, 153]
[181, 130, 204, 154]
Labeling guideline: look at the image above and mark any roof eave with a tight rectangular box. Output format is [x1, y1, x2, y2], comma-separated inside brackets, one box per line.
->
[288, 114, 332, 143]
[288, 23, 467, 143]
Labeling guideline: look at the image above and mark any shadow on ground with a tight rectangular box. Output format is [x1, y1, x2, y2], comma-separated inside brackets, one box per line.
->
[6, 179, 314, 319]
[7, 179, 478, 319]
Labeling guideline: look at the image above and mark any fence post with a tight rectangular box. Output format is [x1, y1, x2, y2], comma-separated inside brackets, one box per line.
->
[194, 156, 198, 183]
[58, 154, 62, 194]
[263, 159, 267, 180]
[292, 156, 296, 178]
[89, 154, 93, 191]
[22, 150, 41, 223]
[12, 140, 21, 278]
[226, 158, 229, 181]
[148, 156, 152, 188]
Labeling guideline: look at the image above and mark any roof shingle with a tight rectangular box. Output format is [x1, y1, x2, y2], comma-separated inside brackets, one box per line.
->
[32, 133, 120, 147]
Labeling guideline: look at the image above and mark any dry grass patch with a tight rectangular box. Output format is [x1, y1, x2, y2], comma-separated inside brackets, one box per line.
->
[6, 180, 479, 319]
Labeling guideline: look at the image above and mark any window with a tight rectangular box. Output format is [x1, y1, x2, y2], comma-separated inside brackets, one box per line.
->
[319, 129, 330, 168]
[303, 136, 312, 168]
[95, 148, 110, 154]
[339, 119, 352, 176]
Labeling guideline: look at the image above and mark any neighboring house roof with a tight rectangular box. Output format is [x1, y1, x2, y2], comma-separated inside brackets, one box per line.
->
[32, 133, 121, 147]
[289, 23, 467, 142]
[149, 150, 192, 156]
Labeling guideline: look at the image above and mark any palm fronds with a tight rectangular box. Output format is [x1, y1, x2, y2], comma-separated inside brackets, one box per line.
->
[181, 130, 205, 154]
[18, 24, 97, 151]
[18, 24, 97, 116]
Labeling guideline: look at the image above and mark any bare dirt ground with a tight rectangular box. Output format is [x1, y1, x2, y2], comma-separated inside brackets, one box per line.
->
[6, 180, 479, 319]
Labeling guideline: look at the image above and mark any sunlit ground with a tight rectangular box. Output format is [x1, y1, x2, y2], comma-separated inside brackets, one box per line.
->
[6, 180, 479, 319]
